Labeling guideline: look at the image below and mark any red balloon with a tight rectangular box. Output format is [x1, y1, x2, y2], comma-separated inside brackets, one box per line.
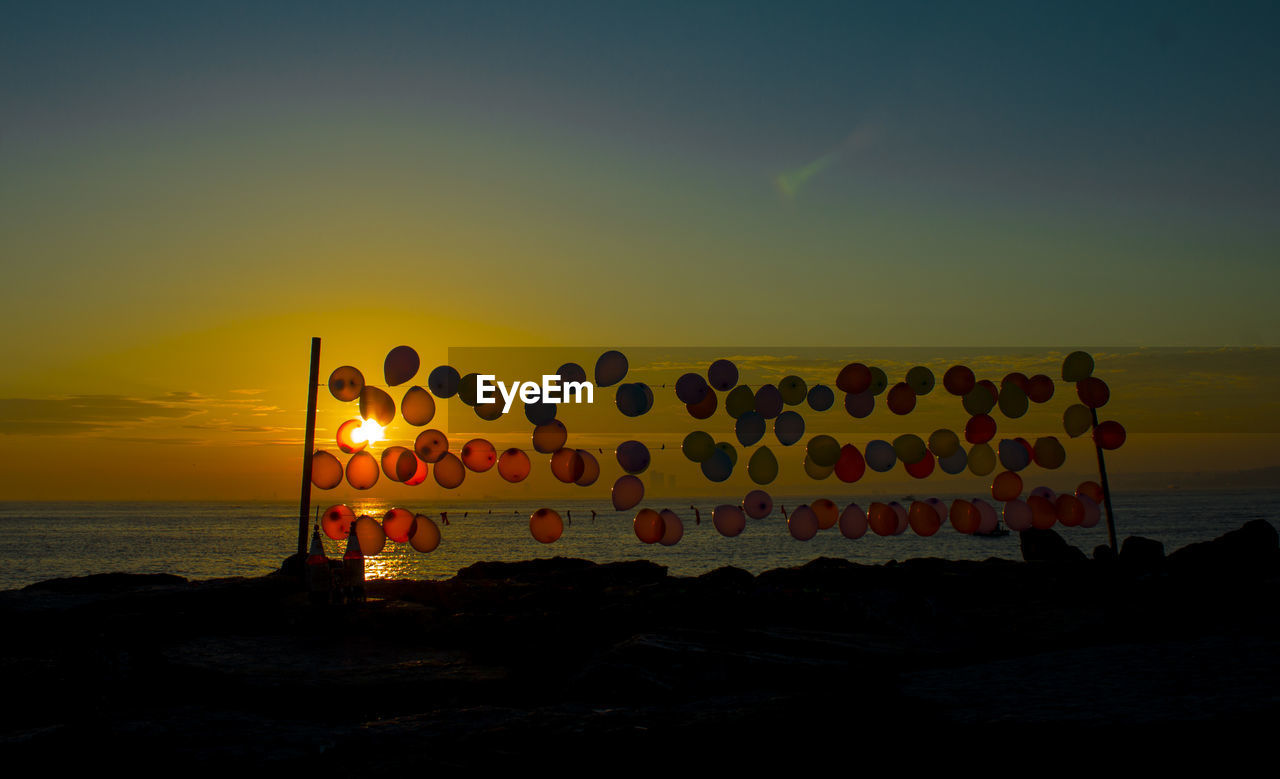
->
[991, 470, 1023, 501]
[633, 509, 665, 544]
[943, 365, 976, 396]
[1026, 374, 1055, 403]
[833, 444, 867, 483]
[1002, 372, 1030, 393]
[886, 382, 916, 415]
[837, 363, 872, 394]
[1056, 494, 1085, 527]
[905, 453, 935, 478]
[1077, 377, 1110, 409]
[964, 414, 997, 444]
[1093, 420, 1126, 450]
[382, 508, 414, 543]
[686, 388, 718, 419]
[908, 501, 942, 536]
[1076, 480, 1104, 503]
[950, 500, 980, 534]
[1028, 495, 1057, 529]
[867, 502, 897, 536]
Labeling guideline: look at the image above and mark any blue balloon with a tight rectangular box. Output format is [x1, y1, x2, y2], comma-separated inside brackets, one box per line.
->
[524, 400, 557, 426]
[939, 447, 968, 474]
[774, 410, 805, 446]
[427, 365, 461, 399]
[701, 448, 733, 482]
[615, 383, 647, 416]
[735, 411, 766, 447]
[865, 440, 897, 472]
[998, 439, 1031, 472]
[807, 384, 835, 411]
[557, 362, 587, 384]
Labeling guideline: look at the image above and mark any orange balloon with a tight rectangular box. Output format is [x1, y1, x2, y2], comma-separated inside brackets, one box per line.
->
[633, 508, 665, 544]
[1055, 494, 1085, 527]
[321, 504, 355, 540]
[311, 450, 343, 489]
[908, 501, 942, 536]
[811, 498, 838, 530]
[400, 386, 436, 426]
[381, 446, 416, 482]
[414, 429, 449, 463]
[358, 385, 396, 426]
[886, 382, 916, 415]
[345, 451, 379, 490]
[529, 508, 563, 544]
[1076, 480, 1104, 503]
[328, 366, 365, 402]
[550, 448, 586, 483]
[950, 500, 980, 534]
[574, 449, 600, 487]
[336, 419, 367, 454]
[433, 453, 466, 489]
[353, 515, 386, 556]
[1028, 495, 1057, 529]
[461, 438, 497, 472]
[867, 502, 897, 536]
[404, 455, 428, 486]
[409, 515, 441, 553]
[497, 448, 532, 482]
[532, 420, 568, 453]
[991, 470, 1023, 502]
[382, 508, 414, 543]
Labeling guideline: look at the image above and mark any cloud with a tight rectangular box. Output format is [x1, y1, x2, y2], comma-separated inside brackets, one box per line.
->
[774, 123, 881, 200]
[0, 394, 203, 435]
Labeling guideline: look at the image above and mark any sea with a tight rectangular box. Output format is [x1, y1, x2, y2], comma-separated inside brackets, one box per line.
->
[1, 489, 1277, 591]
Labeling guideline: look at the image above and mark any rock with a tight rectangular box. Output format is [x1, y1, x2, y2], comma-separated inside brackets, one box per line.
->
[1168, 519, 1280, 579]
[696, 565, 754, 590]
[1094, 544, 1117, 563]
[1120, 536, 1165, 572]
[23, 572, 187, 593]
[455, 557, 596, 581]
[1020, 528, 1087, 563]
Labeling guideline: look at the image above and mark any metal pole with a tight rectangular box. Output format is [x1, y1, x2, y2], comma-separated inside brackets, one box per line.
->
[298, 337, 321, 557]
[1090, 407, 1119, 552]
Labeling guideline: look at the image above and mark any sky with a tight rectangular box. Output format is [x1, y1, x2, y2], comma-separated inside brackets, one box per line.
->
[1, 1, 1278, 500]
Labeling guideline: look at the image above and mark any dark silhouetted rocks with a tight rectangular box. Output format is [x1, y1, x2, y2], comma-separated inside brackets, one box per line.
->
[1020, 528, 1088, 562]
[1167, 518, 1280, 579]
[1120, 536, 1165, 572]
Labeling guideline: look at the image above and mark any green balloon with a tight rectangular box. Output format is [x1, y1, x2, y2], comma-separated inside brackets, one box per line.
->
[716, 441, 738, 468]
[906, 366, 935, 395]
[806, 434, 841, 467]
[962, 386, 996, 416]
[893, 434, 927, 464]
[997, 382, 1029, 419]
[803, 453, 835, 480]
[747, 446, 779, 484]
[1062, 350, 1095, 382]
[682, 431, 716, 463]
[725, 385, 755, 419]
[778, 375, 808, 405]
[868, 367, 889, 396]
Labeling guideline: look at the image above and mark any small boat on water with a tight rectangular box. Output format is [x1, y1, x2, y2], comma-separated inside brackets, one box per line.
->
[976, 521, 1011, 538]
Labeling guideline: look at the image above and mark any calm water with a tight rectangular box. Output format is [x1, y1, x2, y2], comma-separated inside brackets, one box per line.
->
[0, 490, 1276, 590]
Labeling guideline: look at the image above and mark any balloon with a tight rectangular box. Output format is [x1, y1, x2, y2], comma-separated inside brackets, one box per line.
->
[408, 455, 430, 486]
[992, 470, 1023, 501]
[415, 429, 449, 463]
[1076, 481, 1104, 503]
[938, 447, 967, 474]
[926, 498, 948, 526]
[868, 367, 889, 396]
[474, 400, 503, 421]
[497, 448, 532, 482]
[1094, 420, 1126, 450]
[839, 503, 868, 539]
[887, 382, 916, 415]
[806, 435, 841, 467]
[612, 475, 644, 510]
[865, 440, 897, 472]
[550, 448, 586, 483]
[707, 359, 738, 391]
[359, 386, 396, 426]
[1062, 350, 1094, 382]
[1028, 495, 1057, 529]
[943, 365, 976, 396]
[557, 362, 587, 385]
[380, 446, 417, 482]
[702, 449, 733, 482]
[616, 440, 651, 474]
[998, 439, 1031, 472]
[400, 386, 436, 426]
[967, 443, 996, 476]
[575, 450, 600, 487]
[890, 502, 909, 535]
[311, 451, 343, 489]
[530, 508, 563, 544]
[928, 429, 961, 458]
[774, 410, 805, 446]
[905, 453, 935, 478]
[950, 500, 980, 534]
[675, 373, 710, 404]
[532, 420, 568, 453]
[1063, 404, 1093, 438]
[973, 499, 998, 534]
[1078, 494, 1102, 528]
[457, 373, 481, 406]
[867, 502, 897, 536]
[788, 505, 818, 541]
[633, 508, 665, 544]
[778, 375, 807, 405]
[328, 366, 364, 402]
[430, 452, 465, 488]
[997, 382, 1029, 419]
[807, 384, 835, 411]
[686, 388, 718, 419]
[909, 501, 942, 536]
[659, 510, 684, 546]
[964, 414, 997, 444]
[1002, 372, 1030, 393]
[812, 498, 838, 530]
[427, 365, 461, 399]
[844, 391, 874, 418]
[906, 366, 935, 395]
[836, 363, 872, 394]
[962, 385, 996, 416]
[1027, 374, 1055, 403]
[713, 504, 747, 537]
[383, 345, 419, 387]
[1076, 377, 1110, 409]
[802, 454, 834, 480]
[595, 350, 629, 387]
[736, 411, 766, 446]
[725, 385, 755, 418]
[754, 385, 784, 419]
[524, 400, 556, 426]
[335, 419, 367, 454]
[682, 431, 717, 463]
[354, 515, 386, 556]
[743, 490, 774, 519]
[834, 444, 866, 483]
[893, 434, 927, 464]
[382, 508, 414, 543]
[460, 439, 497, 472]
[346, 451, 379, 490]
[716, 442, 738, 467]
[615, 383, 650, 417]
[321, 504, 355, 540]
[1033, 437, 1067, 469]
[409, 515, 441, 553]
[1003, 499, 1033, 531]
[747, 446, 779, 484]
[1056, 494, 1085, 527]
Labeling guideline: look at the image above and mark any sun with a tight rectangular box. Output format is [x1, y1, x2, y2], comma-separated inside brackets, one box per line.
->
[351, 418, 386, 446]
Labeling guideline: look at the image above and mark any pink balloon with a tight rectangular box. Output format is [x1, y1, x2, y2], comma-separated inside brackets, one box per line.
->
[788, 505, 819, 541]
[713, 504, 747, 537]
[972, 498, 998, 534]
[742, 489, 774, 519]
[889, 501, 908, 535]
[659, 510, 684, 546]
[1029, 486, 1057, 501]
[1078, 494, 1102, 528]
[838, 503, 867, 539]
[926, 498, 948, 526]
[1004, 499, 1033, 532]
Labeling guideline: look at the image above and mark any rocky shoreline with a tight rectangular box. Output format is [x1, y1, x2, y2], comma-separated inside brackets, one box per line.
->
[2, 521, 1277, 767]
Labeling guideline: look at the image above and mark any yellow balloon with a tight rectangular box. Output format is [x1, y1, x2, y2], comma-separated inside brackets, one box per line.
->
[927, 429, 960, 458]
[747, 446, 779, 485]
[967, 443, 996, 476]
[892, 434, 927, 464]
[1062, 403, 1093, 438]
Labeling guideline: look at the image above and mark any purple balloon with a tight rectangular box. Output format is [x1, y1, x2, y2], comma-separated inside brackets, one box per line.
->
[754, 384, 784, 419]
[844, 390, 875, 419]
[616, 440, 651, 474]
[707, 359, 738, 391]
[675, 372, 709, 404]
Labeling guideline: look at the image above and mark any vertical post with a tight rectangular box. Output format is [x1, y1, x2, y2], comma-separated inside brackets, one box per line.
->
[1090, 407, 1119, 552]
[298, 337, 322, 557]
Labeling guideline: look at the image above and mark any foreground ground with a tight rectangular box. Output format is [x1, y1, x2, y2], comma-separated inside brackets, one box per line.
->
[1, 522, 1276, 768]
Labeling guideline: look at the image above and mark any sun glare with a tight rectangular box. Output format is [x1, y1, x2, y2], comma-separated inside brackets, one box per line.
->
[351, 418, 386, 446]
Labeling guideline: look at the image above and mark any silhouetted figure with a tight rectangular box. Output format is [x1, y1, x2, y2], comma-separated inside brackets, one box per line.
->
[567, 510, 572, 527]
[591, 510, 597, 522]
[691, 506, 700, 525]
[441, 511, 449, 526]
